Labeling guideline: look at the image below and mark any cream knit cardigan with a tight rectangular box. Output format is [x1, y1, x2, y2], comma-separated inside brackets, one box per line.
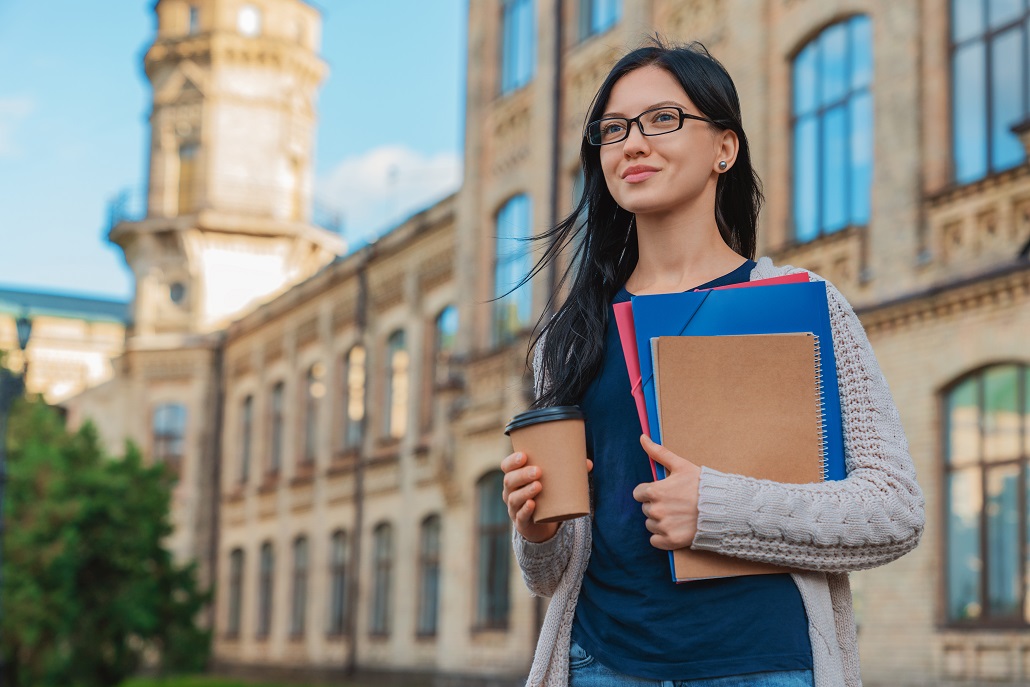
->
[513, 258, 925, 687]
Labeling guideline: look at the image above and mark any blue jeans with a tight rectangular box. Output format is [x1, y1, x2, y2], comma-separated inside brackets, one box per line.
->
[569, 641, 814, 687]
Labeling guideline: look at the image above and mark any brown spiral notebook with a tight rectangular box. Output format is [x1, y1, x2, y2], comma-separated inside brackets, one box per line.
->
[652, 333, 826, 581]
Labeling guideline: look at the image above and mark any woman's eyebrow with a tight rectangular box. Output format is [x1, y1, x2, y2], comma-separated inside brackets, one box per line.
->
[601, 100, 685, 118]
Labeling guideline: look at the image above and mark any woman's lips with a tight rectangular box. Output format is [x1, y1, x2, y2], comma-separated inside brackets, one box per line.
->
[623, 169, 658, 183]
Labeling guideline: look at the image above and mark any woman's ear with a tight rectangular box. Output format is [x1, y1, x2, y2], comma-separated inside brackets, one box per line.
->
[713, 129, 739, 174]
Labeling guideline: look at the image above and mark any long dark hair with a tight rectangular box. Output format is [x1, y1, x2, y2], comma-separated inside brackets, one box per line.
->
[524, 39, 764, 408]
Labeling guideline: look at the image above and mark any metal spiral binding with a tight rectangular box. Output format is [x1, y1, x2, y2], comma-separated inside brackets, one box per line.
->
[812, 334, 829, 480]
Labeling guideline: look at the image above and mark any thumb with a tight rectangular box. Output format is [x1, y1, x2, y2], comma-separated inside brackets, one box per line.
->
[640, 434, 688, 473]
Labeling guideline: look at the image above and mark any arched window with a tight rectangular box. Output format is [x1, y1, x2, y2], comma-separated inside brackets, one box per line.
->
[327, 529, 348, 636]
[269, 381, 284, 473]
[240, 395, 253, 483]
[290, 536, 308, 638]
[304, 363, 326, 463]
[152, 403, 187, 471]
[791, 15, 872, 243]
[500, 0, 535, 94]
[417, 514, 442, 636]
[425, 306, 459, 430]
[951, 0, 1029, 183]
[227, 548, 244, 638]
[177, 142, 199, 214]
[370, 522, 393, 635]
[257, 541, 274, 638]
[476, 471, 510, 628]
[494, 194, 533, 344]
[579, 0, 620, 41]
[237, 3, 262, 37]
[384, 331, 409, 439]
[944, 364, 1029, 625]
[342, 346, 366, 449]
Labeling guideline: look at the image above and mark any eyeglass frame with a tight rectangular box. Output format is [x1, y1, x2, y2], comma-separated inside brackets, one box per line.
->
[584, 105, 719, 146]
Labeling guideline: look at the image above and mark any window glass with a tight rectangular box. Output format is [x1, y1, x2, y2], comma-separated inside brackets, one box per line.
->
[476, 471, 510, 628]
[240, 395, 253, 482]
[950, 0, 1028, 182]
[328, 530, 348, 635]
[385, 331, 408, 439]
[371, 523, 393, 635]
[790, 16, 872, 242]
[270, 382, 284, 472]
[257, 542, 274, 637]
[291, 537, 308, 636]
[945, 365, 1030, 624]
[501, 0, 536, 93]
[493, 195, 533, 343]
[228, 548, 244, 636]
[152, 403, 187, 468]
[344, 346, 366, 449]
[417, 515, 441, 635]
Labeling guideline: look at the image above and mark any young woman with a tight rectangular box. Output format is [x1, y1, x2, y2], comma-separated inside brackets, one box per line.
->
[499, 41, 924, 687]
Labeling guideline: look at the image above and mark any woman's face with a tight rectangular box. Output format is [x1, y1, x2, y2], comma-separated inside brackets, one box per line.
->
[598, 65, 725, 217]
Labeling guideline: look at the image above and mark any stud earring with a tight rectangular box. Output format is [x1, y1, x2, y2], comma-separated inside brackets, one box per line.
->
[718, 161, 728, 170]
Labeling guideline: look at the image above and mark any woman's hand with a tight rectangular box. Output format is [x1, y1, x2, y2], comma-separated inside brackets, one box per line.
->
[501, 451, 593, 544]
[632, 435, 702, 550]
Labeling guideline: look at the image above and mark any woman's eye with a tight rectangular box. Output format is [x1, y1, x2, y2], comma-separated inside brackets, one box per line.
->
[602, 122, 625, 135]
[653, 111, 676, 123]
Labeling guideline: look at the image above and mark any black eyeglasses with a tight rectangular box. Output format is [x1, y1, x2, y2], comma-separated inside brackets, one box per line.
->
[585, 106, 717, 146]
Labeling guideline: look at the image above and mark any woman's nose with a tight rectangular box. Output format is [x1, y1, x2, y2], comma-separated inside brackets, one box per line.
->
[621, 121, 651, 156]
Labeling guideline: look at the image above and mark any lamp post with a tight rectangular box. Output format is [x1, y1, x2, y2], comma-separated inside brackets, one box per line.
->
[0, 311, 32, 681]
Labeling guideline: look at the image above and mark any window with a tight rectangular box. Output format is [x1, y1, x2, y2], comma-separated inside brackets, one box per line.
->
[304, 363, 326, 462]
[944, 364, 1029, 625]
[424, 306, 459, 430]
[269, 381, 284, 473]
[237, 4, 262, 37]
[227, 548, 244, 638]
[178, 142, 198, 214]
[290, 536, 308, 638]
[384, 331, 409, 440]
[187, 5, 200, 34]
[257, 541, 274, 638]
[343, 346, 366, 450]
[370, 522, 393, 635]
[500, 0, 536, 94]
[417, 515, 442, 636]
[951, 0, 1029, 183]
[476, 471, 510, 628]
[579, 0, 620, 40]
[327, 530, 348, 636]
[240, 395, 253, 483]
[493, 195, 534, 344]
[152, 403, 187, 470]
[791, 16, 872, 243]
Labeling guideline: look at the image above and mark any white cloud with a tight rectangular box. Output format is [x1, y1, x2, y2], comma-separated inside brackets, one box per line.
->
[0, 96, 36, 159]
[316, 145, 462, 249]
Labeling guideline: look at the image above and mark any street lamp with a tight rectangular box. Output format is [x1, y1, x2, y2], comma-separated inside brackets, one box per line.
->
[0, 309, 31, 681]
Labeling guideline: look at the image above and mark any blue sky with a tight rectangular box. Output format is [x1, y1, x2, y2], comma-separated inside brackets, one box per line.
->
[0, 1, 466, 301]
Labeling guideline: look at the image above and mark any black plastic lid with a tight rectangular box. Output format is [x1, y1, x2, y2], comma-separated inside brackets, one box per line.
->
[504, 405, 584, 435]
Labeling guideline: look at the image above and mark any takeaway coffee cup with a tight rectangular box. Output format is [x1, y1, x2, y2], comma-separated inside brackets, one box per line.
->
[504, 405, 590, 524]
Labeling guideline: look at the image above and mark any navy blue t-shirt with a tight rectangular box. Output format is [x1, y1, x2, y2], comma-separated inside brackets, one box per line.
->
[571, 259, 813, 679]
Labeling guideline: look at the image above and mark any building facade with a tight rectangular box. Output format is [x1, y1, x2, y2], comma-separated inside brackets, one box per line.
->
[54, 0, 1030, 685]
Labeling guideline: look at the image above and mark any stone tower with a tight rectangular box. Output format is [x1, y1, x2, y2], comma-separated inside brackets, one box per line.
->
[111, 0, 343, 337]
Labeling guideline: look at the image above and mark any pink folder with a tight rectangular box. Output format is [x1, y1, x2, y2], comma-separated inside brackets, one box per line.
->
[613, 272, 810, 479]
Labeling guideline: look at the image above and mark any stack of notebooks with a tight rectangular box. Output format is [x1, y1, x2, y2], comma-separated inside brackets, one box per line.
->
[613, 274, 847, 582]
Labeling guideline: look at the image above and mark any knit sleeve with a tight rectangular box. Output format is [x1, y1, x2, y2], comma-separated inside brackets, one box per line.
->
[690, 279, 925, 572]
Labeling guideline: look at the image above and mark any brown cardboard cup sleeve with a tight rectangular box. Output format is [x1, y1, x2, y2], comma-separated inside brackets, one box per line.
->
[505, 406, 590, 524]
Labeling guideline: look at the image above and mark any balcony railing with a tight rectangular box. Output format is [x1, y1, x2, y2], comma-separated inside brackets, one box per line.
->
[106, 184, 343, 235]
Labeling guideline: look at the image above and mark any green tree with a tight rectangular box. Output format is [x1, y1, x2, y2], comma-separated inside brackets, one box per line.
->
[1, 399, 210, 687]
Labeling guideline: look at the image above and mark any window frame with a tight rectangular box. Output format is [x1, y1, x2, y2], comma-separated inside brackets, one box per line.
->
[578, 0, 621, 42]
[499, 0, 536, 95]
[342, 345, 367, 451]
[227, 547, 244, 639]
[152, 402, 187, 472]
[327, 529, 349, 637]
[290, 536, 309, 639]
[257, 541, 274, 639]
[269, 381, 285, 474]
[240, 394, 253, 484]
[383, 330, 409, 441]
[941, 363, 1030, 629]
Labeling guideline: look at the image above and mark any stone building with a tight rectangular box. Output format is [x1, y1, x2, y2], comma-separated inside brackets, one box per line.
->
[53, 0, 1030, 685]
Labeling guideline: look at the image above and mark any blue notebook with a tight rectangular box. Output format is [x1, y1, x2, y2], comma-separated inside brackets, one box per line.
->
[630, 281, 846, 483]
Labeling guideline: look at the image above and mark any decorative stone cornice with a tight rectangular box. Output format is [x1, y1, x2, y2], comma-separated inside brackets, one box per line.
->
[860, 260, 1030, 335]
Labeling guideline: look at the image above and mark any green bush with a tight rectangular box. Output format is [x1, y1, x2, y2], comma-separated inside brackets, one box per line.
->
[1, 399, 211, 687]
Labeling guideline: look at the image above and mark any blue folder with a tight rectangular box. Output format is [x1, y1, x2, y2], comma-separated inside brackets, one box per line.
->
[630, 281, 846, 483]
